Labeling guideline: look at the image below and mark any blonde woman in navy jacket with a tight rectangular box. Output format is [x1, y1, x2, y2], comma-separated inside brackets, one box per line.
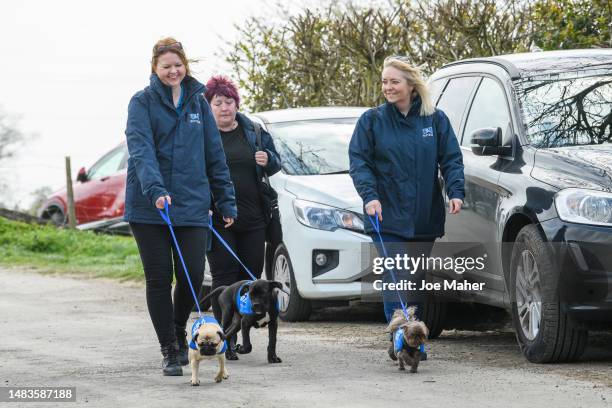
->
[349, 56, 465, 337]
[125, 38, 236, 377]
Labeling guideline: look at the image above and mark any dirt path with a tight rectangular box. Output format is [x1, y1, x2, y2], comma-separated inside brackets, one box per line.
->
[1, 268, 610, 407]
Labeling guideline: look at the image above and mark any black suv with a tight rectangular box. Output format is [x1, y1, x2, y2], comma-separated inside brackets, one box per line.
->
[427, 49, 611, 363]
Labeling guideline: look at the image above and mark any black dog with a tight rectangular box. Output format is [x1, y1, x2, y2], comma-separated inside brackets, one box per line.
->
[201, 279, 283, 363]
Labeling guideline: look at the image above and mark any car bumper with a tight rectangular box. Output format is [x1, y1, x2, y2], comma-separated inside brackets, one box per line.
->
[540, 218, 612, 323]
[284, 221, 377, 300]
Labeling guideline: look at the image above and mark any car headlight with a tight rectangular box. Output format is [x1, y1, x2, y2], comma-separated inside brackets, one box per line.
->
[555, 188, 612, 226]
[293, 199, 364, 233]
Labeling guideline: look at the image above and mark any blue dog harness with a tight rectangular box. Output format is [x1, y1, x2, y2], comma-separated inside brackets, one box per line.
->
[393, 329, 406, 353]
[393, 328, 426, 354]
[237, 282, 254, 315]
[189, 316, 227, 353]
[236, 281, 281, 315]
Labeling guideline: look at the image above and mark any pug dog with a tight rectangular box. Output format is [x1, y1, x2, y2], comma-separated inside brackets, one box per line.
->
[188, 317, 229, 385]
[386, 307, 429, 373]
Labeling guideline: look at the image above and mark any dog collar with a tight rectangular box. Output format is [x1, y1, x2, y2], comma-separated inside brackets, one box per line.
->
[189, 316, 227, 354]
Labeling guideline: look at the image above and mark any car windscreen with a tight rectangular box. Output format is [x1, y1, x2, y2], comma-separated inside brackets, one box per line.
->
[515, 68, 611, 148]
[267, 118, 358, 175]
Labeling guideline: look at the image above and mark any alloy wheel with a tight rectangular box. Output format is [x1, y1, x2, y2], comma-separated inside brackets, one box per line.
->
[274, 253, 292, 312]
[515, 249, 543, 341]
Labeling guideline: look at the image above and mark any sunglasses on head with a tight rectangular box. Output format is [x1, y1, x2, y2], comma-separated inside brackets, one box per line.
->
[385, 55, 411, 63]
[153, 42, 183, 56]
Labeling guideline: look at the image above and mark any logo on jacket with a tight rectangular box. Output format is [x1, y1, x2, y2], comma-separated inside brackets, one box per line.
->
[422, 127, 434, 138]
[189, 113, 201, 124]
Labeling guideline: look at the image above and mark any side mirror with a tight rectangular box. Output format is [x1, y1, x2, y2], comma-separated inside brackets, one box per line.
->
[470, 127, 511, 156]
[76, 167, 88, 183]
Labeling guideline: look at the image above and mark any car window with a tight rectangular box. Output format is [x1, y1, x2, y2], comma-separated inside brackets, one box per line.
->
[267, 118, 358, 175]
[515, 69, 611, 148]
[429, 78, 447, 105]
[88, 147, 126, 180]
[118, 144, 128, 170]
[462, 77, 511, 147]
[436, 76, 480, 139]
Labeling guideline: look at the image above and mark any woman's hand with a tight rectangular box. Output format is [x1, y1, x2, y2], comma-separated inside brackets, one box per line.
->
[155, 195, 172, 209]
[365, 199, 382, 221]
[223, 216, 235, 228]
[255, 151, 268, 167]
[449, 198, 463, 214]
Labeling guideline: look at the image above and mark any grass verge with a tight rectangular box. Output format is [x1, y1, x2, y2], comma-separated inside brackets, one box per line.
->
[0, 217, 142, 281]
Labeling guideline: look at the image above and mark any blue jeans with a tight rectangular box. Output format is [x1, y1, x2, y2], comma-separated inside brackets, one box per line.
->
[369, 232, 435, 322]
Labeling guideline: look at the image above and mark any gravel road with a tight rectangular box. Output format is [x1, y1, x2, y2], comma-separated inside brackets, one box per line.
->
[1, 268, 610, 408]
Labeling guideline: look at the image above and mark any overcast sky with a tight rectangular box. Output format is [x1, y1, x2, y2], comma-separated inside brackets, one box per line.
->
[0, 0, 323, 210]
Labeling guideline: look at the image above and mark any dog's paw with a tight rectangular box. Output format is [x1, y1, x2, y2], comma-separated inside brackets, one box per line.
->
[410, 368, 418, 374]
[235, 344, 252, 354]
[191, 380, 200, 386]
[268, 355, 282, 364]
[398, 366, 406, 371]
[222, 371, 229, 379]
[214, 374, 223, 383]
[225, 351, 239, 361]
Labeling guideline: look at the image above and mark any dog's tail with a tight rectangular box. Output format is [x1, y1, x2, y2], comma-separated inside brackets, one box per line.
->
[199, 286, 226, 309]
[385, 306, 419, 332]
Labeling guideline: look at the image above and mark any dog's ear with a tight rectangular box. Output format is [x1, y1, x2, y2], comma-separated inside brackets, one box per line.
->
[269, 281, 283, 290]
[193, 332, 199, 343]
[217, 331, 226, 341]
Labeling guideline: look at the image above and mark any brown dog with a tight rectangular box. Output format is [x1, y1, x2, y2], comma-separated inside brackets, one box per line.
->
[188, 317, 229, 385]
[386, 307, 429, 373]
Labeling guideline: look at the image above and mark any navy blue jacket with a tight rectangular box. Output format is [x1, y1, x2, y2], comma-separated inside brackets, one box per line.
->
[349, 98, 464, 239]
[234, 112, 281, 179]
[124, 74, 237, 226]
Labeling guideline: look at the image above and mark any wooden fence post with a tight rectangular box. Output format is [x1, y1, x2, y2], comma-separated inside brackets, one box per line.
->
[65, 156, 76, 229]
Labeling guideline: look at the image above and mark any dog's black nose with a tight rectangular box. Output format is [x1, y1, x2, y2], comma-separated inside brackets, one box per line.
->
[200, 344, 217, 356]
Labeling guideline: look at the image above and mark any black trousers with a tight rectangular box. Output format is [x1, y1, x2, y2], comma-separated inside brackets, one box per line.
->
[207, 226, 266, 321]
[130, 223, 206, 347]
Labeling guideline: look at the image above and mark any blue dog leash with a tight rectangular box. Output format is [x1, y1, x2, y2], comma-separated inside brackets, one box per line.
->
[368, 215, 426, 355]
[159, 201, 203, 316]
[207, 217, 258, 281]
[368, 215, 412, 321]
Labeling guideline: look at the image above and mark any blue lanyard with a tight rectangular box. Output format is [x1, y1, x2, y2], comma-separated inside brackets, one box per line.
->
[368, 215, 412, 321]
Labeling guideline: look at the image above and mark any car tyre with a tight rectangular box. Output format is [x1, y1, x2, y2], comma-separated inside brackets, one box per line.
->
[510, 224, 587, 363]
[273, 244, 311, 322]
[42, 206, 65, 226]
[422, 293, 447, 339]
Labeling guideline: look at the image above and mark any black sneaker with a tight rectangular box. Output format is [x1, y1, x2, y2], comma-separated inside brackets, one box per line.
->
[175, 326, 189, 366]
[161, 344, 183, 376]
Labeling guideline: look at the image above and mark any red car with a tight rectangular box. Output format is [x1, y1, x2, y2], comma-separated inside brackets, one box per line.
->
[39, 142, 130, 234]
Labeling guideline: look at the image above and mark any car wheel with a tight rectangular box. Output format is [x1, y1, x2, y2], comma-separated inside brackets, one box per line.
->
[510, 225, 587, 363]
[422, 294, 447, 339]
[273, 244, 311, 322]
[42, 206, 65, 226]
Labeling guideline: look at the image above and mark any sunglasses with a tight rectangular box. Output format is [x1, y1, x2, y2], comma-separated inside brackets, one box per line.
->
[385, 55, 411, 63]
[153, 42, 183, 56]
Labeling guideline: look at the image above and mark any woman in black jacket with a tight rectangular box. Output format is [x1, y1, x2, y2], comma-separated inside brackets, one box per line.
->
[204, 76, 281, 359]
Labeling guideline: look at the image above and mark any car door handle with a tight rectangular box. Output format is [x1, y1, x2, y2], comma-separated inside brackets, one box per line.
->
[100, 176, 110, 182]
